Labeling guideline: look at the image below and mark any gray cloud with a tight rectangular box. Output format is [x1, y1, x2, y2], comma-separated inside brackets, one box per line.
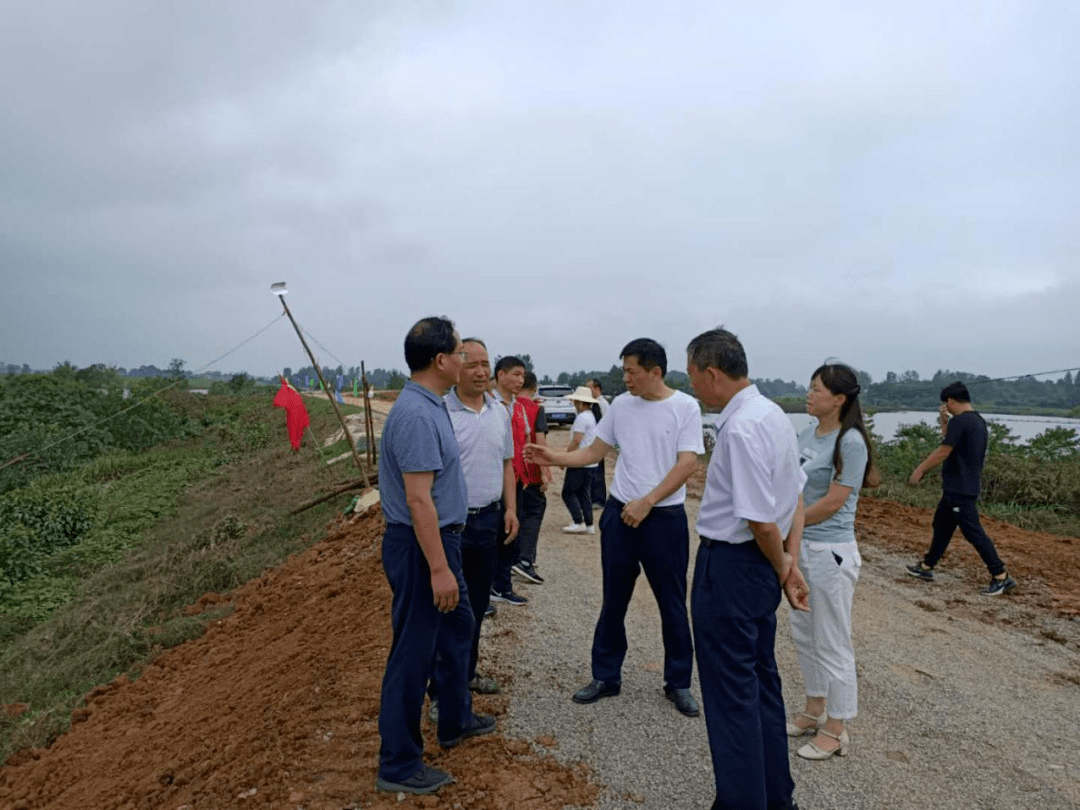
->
[2, 1, 1078, 383]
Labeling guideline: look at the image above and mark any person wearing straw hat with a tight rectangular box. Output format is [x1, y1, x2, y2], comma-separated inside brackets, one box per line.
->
[560, 386, 603, 534]
[585, 378, 610, 506]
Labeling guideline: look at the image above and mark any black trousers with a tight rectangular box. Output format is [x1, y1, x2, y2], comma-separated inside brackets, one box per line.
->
[561, 467, 594, 526]
[590, 499, 694, 688]
[492, 482, 547, 592]
[923, 493, 1006, 576]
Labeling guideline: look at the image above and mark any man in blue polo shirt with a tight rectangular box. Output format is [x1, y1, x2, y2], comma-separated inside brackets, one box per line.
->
[375, 317, 497, 796]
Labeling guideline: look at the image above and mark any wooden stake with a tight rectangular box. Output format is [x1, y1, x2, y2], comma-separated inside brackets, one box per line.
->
[276, 295, 370, 488]
[361, 361, 377, 468]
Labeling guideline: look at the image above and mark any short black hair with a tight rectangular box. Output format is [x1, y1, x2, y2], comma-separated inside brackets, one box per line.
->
[620, 338, 667, 377]
[404, 316, 457, 372]
[940, 381, 971, 403]
[495, 355, 525, 377]
[587, 378, 603, 393]
[522, 371, 538, 390]
[686, 328, 748, 379]
[461, 336, 486, 349]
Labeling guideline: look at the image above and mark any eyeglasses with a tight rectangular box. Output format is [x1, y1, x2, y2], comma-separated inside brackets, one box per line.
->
[443, 350, 468, 360]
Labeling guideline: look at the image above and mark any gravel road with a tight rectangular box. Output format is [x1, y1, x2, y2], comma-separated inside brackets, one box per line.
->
[485, 430, 1080, 810]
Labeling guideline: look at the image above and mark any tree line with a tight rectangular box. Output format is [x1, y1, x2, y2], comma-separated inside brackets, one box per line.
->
[5, 360, 1078, 416]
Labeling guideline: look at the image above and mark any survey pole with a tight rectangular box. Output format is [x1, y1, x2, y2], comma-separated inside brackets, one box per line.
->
[271, 283, 369, 488]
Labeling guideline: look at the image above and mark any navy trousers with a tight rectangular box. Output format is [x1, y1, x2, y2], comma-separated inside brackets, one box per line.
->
[377, 523, 475, 782]
[591, 499, 694, 688]
[692, 539, 796, 810]
[591, 459, 607, 506]
[460, 508, 499, 679]
[924, 493, 1006, 576]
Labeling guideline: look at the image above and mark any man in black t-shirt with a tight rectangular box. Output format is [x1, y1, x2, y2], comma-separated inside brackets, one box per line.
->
[905, 382, 1017, 596]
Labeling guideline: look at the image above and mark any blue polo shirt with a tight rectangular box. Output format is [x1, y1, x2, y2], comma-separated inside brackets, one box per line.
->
[379, 380, 468, 528]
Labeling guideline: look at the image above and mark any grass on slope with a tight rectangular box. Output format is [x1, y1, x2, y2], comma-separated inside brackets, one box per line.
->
[0, 395, 369, 762]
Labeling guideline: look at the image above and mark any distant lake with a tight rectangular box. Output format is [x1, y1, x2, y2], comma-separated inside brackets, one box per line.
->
[703, 410, 1080, 444]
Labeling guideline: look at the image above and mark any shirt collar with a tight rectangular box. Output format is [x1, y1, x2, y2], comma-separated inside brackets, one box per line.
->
[711, 383, 760, 432]
[446, 386, 493, 414]
[404, 379, 446, 407]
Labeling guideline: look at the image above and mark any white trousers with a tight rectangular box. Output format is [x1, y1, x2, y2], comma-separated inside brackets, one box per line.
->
[788, 540, 861, 720]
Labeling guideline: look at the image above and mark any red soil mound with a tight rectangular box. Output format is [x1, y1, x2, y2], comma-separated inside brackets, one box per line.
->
[857, 497, 1080, 616]
[0, 509, 597, 810]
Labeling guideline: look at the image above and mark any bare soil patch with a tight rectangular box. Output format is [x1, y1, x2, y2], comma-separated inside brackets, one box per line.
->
[0, 509, 597, 810]
[856, 497, 1080, 617]
[2, 445, 1077, 809]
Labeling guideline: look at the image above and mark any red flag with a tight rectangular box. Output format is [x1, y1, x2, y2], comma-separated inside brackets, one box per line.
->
[273, 376, 310, 451]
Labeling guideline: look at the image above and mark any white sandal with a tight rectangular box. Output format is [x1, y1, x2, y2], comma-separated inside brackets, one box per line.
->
[785, 710, 826, 737]
[796, 728, 849, 760]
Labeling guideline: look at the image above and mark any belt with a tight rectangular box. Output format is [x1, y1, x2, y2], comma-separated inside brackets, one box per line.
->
[699, 536, 764, 561]
[608, 497, 685, 517]
[467, 499, 502, 516]
[442, 523, 466, 535]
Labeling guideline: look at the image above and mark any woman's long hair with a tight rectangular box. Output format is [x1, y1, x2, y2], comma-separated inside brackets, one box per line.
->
[576, 398, 602, 422]
[812, 364, 880, 489]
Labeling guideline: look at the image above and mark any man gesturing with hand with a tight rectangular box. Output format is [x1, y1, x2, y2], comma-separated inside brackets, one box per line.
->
[526, 337, 704, 718]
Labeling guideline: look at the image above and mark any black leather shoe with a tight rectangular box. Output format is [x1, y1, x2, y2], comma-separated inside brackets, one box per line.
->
[571, 679, 620, 704]
[664, 686, 700, 717]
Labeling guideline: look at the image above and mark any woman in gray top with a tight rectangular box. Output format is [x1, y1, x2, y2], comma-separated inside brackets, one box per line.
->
[787, 363, 879, 760]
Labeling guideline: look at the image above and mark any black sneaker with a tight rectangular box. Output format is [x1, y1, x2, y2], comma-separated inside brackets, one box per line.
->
[511, 561, 545, 584]
[375, 763, 454, 794]
[490, 588, 528, 606]
[484, 603, 497, 618]
[438, 713, 497, 748]
[906, 562, 935, 581]
[981, 574, 1017, 596]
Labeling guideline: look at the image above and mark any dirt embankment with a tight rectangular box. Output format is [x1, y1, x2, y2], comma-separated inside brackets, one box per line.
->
[1, 452, 1078, 809]
[0, 508, 596, 810]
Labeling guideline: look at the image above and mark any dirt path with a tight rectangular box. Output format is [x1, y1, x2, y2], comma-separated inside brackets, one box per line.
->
[1, 426, 1077, 809]
[496, 429, 1080, 809]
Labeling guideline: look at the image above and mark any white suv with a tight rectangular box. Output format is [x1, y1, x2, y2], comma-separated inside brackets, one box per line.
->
[536, 384, 576, 427]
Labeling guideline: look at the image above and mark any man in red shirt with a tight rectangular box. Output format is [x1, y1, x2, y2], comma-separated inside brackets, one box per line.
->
[491, 358, 549, 602]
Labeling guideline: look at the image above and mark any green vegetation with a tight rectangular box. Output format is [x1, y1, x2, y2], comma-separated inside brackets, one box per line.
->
[0, 369, 363, 761]
[865, 369, 1080, 414]
[870, 422, 1080, 536]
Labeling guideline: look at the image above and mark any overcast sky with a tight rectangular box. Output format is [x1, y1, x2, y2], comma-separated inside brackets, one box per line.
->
[2, 1, 1077, 384]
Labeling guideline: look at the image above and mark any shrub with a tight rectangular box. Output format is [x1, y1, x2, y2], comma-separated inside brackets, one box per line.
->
[0, 487, 97, 591]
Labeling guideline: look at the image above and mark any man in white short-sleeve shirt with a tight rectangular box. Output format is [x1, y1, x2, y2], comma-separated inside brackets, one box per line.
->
[686, 327, 809, 810]
[526, 339, 704, 718]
